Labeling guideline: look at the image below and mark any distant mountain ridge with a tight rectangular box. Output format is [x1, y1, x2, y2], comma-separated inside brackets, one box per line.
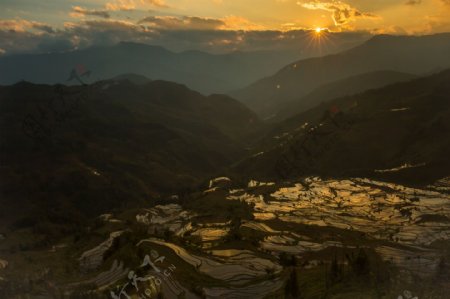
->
[233, 33, 450, 118]
[0, 42, 306, 94]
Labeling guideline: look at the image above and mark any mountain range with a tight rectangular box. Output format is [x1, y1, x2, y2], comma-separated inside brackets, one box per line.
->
[1, 32, 450, 299]
[0, 42, 306, 95]
[2, 33, 450, 230]
[233, 33, 450, 119]
[272, 70, 417, 121]
[0, 79, 261, 228]
[233, 69, 450, 186]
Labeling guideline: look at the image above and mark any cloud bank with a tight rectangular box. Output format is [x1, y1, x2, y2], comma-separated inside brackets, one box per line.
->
[0, 17, 372, 55]
[298, 1, 379, 26]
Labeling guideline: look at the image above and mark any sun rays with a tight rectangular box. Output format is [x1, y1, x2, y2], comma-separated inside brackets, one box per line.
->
[301, 27, 334, 56]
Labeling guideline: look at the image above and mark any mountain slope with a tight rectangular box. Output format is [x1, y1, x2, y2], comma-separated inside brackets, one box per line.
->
[232, 69, 450, 186]
[0, 80, 261, 227]
[233, 33, 450, 118]
[0, 42, 305, 94]
[110, 73, 151, 85]
[273, 70, 417, 121]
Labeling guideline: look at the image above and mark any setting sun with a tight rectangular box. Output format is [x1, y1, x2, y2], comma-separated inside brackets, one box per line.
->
[315, 27, 323, 34]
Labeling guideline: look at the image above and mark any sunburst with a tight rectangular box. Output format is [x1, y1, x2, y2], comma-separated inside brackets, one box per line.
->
[303, 27, 333, 55]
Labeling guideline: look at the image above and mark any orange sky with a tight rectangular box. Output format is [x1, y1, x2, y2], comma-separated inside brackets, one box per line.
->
[2, 0, 450, 33]
[1, 0, 449, 54]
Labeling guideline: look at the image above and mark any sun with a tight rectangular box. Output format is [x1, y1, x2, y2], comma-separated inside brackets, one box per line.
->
[306, 26, 331, 54]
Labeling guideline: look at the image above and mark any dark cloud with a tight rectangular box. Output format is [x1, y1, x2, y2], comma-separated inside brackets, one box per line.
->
[0, 28, 61, 55]
[405, 0, 422, 5]
[71, 6, 111, 19]
[105, 0, 169, 11]
[65, 20, 150, 48]
[32, 23, 55, 33]
[36, 37, 74, 53]
[138, 16, 225, 30]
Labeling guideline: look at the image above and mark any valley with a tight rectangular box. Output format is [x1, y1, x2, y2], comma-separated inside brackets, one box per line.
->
[1, 24, 450, 298]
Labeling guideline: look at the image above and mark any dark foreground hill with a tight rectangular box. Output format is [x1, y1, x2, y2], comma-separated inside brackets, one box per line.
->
[0, 79, 261, 228]
[232, 69, 450, 186]
[234, 33, 450, 118]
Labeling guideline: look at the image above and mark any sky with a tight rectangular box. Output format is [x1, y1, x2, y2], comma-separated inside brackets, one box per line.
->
[0, 0, 450, 55]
